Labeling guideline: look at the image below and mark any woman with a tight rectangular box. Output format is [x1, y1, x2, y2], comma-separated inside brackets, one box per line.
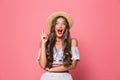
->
[37, 12, 80, 80]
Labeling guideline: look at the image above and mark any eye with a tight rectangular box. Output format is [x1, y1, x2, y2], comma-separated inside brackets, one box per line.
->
[61, 23, 66, 25]
[55, 22, 66, 26]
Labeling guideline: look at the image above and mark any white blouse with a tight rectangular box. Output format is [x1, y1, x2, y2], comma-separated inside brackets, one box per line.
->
[36, 46, 80, 66]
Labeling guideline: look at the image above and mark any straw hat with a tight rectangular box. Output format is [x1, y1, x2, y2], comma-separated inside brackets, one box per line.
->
[46, 12, 73, 29]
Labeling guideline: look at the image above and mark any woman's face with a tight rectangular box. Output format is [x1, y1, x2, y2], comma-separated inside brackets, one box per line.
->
[55, 17, 66, 38]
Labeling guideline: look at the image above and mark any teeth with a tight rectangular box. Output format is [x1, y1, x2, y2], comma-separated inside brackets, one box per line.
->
[58, 30, 62, 32]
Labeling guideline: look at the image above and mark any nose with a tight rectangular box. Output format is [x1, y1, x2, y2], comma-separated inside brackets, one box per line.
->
[57, 23, 62, 26]
[59, 24, 63, 28]
[56, 23, 63, 28]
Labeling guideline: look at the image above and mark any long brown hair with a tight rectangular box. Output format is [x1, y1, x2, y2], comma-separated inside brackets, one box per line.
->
[46, 16, 72, 68]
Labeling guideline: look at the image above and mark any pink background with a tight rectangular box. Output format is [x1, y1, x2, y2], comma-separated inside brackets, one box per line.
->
[0, 0, 120, 80]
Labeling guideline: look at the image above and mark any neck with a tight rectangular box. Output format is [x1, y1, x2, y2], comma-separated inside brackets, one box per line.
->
[56, 37, 62, 42]
[55, 37, 63, 47]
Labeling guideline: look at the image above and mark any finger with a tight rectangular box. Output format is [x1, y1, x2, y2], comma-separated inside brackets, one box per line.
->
[43, 37, 46, 39]
[42, 35, 47, 39]
[42, 28, 44, 35]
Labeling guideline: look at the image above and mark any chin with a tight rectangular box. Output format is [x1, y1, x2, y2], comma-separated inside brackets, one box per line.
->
[57, 36, 62, 38]
[56, 34, 63, 38]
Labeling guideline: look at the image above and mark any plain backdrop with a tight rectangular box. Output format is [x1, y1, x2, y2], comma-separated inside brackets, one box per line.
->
[0, 0, 120, 80]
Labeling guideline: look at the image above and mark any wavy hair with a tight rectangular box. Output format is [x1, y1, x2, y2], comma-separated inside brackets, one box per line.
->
[45, 16, 72, 69]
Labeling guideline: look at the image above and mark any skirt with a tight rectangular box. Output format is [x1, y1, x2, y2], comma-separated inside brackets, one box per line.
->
[40, 71, 73, 80]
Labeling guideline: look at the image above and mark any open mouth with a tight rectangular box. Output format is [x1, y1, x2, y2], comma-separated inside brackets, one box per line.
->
[57, 29, 63, 35]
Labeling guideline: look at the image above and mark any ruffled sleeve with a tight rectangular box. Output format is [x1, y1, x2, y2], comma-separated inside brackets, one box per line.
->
[71, 46, 80, 61]
[36, 48, 41, 63]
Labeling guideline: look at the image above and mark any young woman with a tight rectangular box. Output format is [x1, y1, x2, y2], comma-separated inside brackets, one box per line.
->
[37, 12, 80, 80]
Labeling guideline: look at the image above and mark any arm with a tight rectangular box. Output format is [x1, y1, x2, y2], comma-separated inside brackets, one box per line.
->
[39, 30, 48, 69]
[39, 42, 47, 69]
[47, 60, 78, 72]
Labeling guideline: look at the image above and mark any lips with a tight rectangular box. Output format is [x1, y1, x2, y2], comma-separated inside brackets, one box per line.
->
[57, 29, 63, 35]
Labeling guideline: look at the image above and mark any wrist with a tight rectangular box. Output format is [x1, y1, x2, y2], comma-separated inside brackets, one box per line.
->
[41, 42, 46, 47]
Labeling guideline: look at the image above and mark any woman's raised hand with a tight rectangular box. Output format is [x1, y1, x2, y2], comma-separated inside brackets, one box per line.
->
[41, 29, 48, 44]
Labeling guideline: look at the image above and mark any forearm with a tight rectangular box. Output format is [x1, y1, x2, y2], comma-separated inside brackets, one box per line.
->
[47, 60, 78, 72]
[48, 65, 75, 72]
[39, 43, 47, 69]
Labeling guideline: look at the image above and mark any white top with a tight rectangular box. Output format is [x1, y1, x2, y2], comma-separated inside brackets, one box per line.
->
[36, 46, 80, 66]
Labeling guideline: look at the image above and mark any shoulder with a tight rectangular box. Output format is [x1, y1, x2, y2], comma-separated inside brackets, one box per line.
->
[71, 38, 78, 46]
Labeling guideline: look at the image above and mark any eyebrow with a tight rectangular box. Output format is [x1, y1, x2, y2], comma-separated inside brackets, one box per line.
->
[56, 21, 65, 23]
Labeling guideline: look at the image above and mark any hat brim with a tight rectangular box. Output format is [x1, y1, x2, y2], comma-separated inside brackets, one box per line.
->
[46, 12, 73, 30]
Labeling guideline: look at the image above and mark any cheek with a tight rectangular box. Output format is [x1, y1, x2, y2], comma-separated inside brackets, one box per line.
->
[55, 24, 59, 28]
[55, 27, 58, 33]
[63, 26, 66, 30]
[55, 27, 57, 31]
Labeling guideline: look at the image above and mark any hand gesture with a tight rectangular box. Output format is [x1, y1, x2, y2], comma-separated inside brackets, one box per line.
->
[41, 29, 48, 44]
